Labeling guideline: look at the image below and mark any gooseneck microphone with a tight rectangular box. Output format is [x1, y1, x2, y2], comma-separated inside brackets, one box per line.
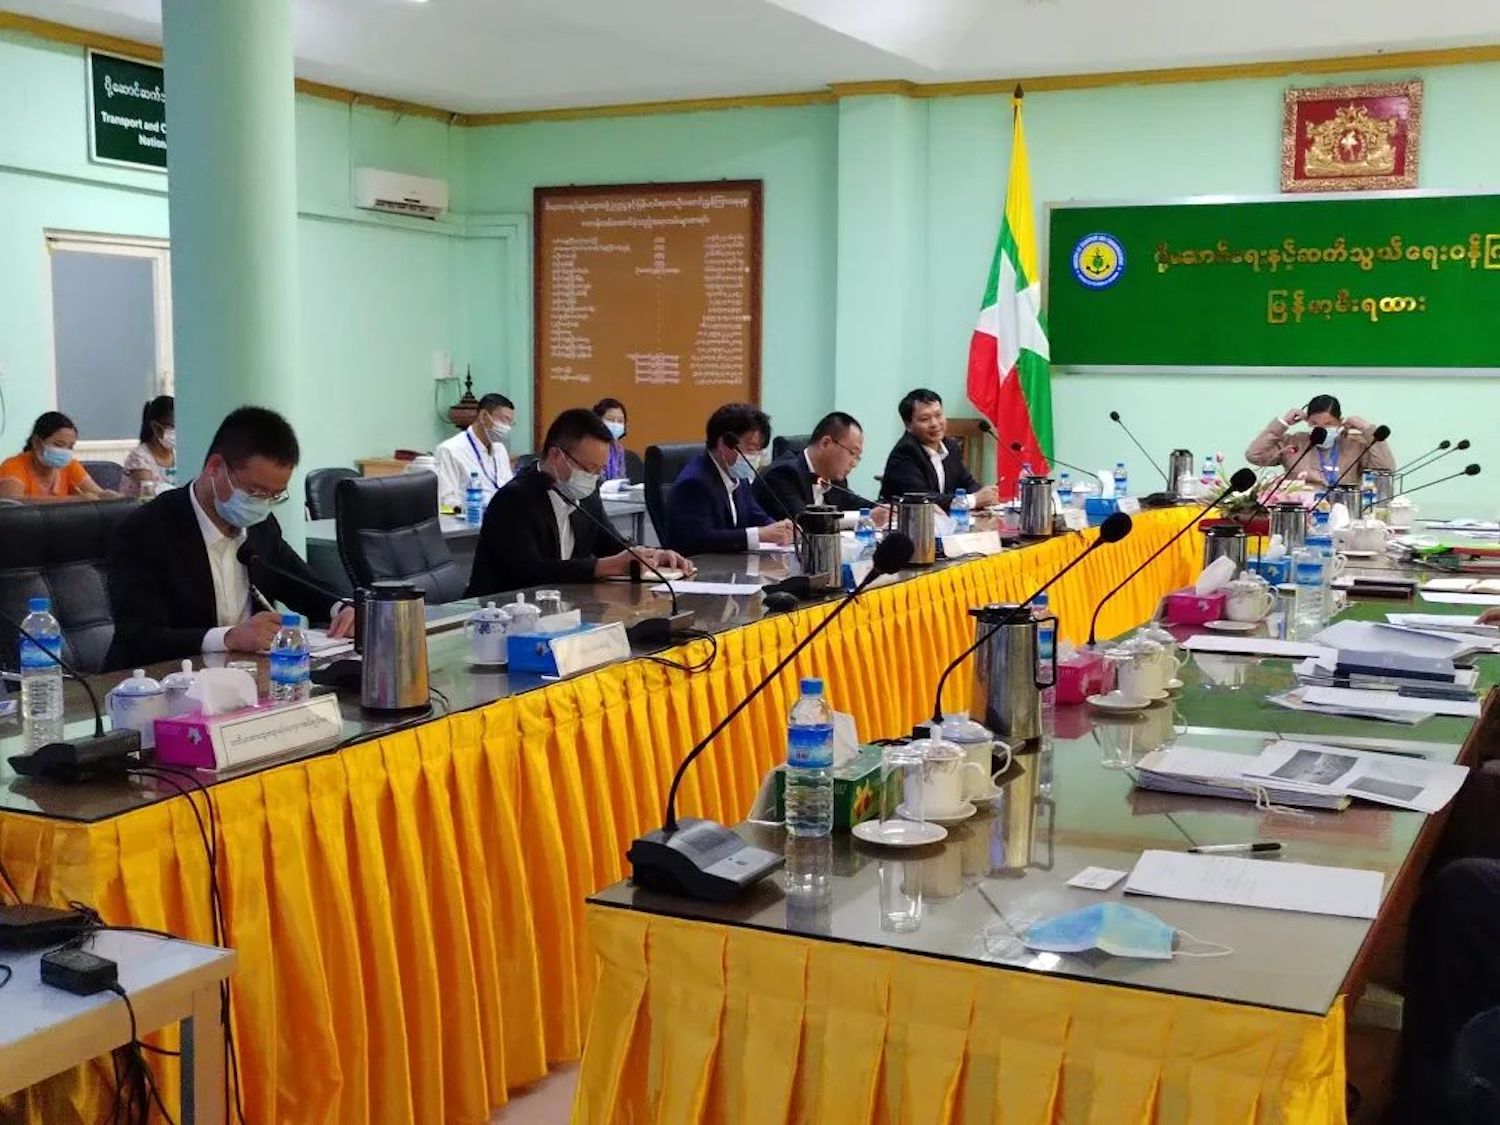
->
[548, 481, 697, 644]
[236, 543, 347, 612]
[1396, 439, 1452, 479]
[929, 512, 1134, 722]
[1109, 410, 1170, 485]
[1409, 438, 1471, 480]
[629, 532, 915, 901]
[1311, 424, 1393, 507]
[1086, 467, 1258, 646]
[1384, 463, 1481, 503]
[1048, 451, 1099, 479]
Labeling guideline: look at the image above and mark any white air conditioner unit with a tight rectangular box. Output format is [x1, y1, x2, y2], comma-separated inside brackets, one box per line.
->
[351, 167, 449, 219]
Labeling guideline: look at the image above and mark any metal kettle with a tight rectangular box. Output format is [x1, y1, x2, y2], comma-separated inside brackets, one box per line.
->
[356, 580, 430, 714]
[969, 603, 1056, 744]
[1017, 476, 1054, 539]
[1168, 449, 1195, 497]
[895, 493, 937, 566]
[795, 504, 842, 589]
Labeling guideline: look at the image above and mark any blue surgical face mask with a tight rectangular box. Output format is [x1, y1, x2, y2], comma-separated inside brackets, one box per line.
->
[1024, 902, 1178, 960]
[40, 445, 73, 470]
[604, 420, 626, 441]
[212, 467, 273, 529]
[729, 455, 757, 484]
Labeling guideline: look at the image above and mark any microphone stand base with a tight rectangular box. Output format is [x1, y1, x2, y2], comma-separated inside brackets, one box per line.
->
[627, 817, 784, 902]
[6, 729, 142, 783]
[626, 609, 697, 646]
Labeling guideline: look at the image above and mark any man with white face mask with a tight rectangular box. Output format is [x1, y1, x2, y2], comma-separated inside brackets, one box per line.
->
[467, 408, 694, 596]
[106, 406, 355, 669]
[434, 392, 516, 511]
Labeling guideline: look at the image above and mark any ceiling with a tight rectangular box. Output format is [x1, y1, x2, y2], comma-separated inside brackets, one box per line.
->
[12, 0, 1500, 113]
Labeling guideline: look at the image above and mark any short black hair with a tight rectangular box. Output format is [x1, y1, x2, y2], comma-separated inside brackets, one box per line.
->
[139, 394, 174, 444]
[479, 393, 514, 413]
[24, 411, 75, 454]
[543, 407, 612, 452]
[1306, 394, 1342, 419]
[811, 411, 861, 443]
[206, 406, 300, 468]
[592, 397, 626, 421]
[898, 388, 943, 424]
[705, 403, 771, 449]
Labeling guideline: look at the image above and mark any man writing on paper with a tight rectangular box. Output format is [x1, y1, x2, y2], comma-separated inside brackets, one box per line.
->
[753, 411, 888, 526]
[664, 403, 795, 555]
[467, 408, 694, 596]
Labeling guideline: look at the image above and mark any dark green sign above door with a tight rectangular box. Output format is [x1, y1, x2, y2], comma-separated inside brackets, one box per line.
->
[87, 49, 167, 172]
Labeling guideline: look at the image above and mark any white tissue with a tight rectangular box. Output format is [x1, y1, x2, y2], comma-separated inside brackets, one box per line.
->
[1095, 470, 1115, 496]
[832, 711, 860, 767]
[1195, 554, 1237, 595]
[186, 667, 258, 716]
[1265, 534, 1286, 561]
[1328, 502, 1353, 531]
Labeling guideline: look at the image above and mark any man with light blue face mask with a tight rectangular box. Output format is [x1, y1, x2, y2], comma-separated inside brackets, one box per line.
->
[663, 402, 795, 555]
[106, 406, 355, 669]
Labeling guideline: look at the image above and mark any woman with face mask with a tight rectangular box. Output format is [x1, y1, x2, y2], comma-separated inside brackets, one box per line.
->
[0, 411, 120, 501]
[1245, 393, 1396, 484]
[121, 395, 176, 498]
[592, 397, 643, 484]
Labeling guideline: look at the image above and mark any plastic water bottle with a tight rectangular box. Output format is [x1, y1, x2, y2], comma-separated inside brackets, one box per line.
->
[951, 489, 972, 531]
[1113, 461, 1129, 498]
[268, 613, 311, 703]
[783, 835, 832, 934]
[464, 471, 484, 526]
[1361, 470, 1376, 515]
[1033, 592, 1058, 718]
[1056, 471, 1072, 508]
[19, 596, 64, 750]
[855, 508, 877, 558]
[785, 677, 834, 837]
[1291, 545, 1325, 639]
[1306, 533, 1338, 620]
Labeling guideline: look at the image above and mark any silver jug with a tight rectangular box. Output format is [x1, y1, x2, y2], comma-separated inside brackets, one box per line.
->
[895, 494, 937, 566]
[969, 603, 1056, 744]
[1167, 450, 1195, 498]
[795, 504, 842, 590]
[1368, 469, 1395, 509]
[1328, 484, 1363, 519]
[357, 580, 430, 714]
[1017, 476, 1054, 539]
[1269, 501, 1307, 550]
[1202, 524, 1247, 572]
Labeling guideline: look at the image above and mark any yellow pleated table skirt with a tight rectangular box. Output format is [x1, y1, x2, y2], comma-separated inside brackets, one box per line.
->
[1, 508, 1206, 1124]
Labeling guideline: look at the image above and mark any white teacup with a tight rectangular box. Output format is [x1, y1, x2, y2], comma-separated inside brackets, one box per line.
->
[1334, 521, 1388, 554]
[1225, 578, 1275, 622]
[464, 602, 512, 666]
[907, 744, 988, 816]
[1107, 643, 1165, 700]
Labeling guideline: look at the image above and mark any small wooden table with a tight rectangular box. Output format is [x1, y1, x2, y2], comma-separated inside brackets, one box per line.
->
[0, 930, 236, 1123]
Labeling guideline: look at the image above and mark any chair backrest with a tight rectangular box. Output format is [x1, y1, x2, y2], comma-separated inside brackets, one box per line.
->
[643, 442, 702, 546]
[512, 453, 539, 474]
[624, 448, 645, 486]
[771, 434, 812, 461]
[333, 473, 468, 604]
[80, 460, 125, 493]
[305, 466, 360, 520]
[0, 499, 138, 673]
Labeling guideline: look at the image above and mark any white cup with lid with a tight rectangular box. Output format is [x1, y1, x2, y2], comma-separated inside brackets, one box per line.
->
[161, 659, 198, 716]
[465, 602, 512, 666]
[105, 668, 167, 749]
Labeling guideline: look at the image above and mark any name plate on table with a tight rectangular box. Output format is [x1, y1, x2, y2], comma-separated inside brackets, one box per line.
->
[155, 694, 343, 772]
[1117, 496, 1142, 515]
[1062, 508, 1090, 531]
[550, 622, 631, 677]
[941, 530, 1004, 557]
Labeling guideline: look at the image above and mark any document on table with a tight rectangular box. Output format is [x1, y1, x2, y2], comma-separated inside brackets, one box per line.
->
[259, 628, 353, 657]
[1124, 849, 1382, 919]
[1301, 686, 1480, 720]
[651, 580, 766, 595]
[1387, 613, 1500, 638]
[757, 542, 796, 554]
[1420, 590, 1500, 607]
[1182, 635, 1331, 659]
[1243, 739, 1469, 813]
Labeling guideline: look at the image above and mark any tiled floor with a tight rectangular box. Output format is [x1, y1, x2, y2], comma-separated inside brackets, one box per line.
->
[490, 1065, 579, 1124]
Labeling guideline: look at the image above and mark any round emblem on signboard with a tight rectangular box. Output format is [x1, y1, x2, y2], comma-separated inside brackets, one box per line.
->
[1072, 233, 1125, 289]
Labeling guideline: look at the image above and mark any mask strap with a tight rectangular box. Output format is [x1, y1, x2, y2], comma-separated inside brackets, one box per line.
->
[1174, 928, 1234, 959]
[1217, 778, 1315, 820]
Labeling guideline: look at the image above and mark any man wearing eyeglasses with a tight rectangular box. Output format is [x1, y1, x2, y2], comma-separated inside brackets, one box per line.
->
[106, 406, 355, 669]
[467, 408, 695, 597]
[753, 411, 888, 527]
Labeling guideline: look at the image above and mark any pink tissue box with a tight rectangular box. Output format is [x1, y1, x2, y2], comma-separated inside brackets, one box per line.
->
[1056, 650, 1108, 705]
[153, 707, 261, 769]
[1164, 588, 1226, 625]
[152, 694, 343, 771]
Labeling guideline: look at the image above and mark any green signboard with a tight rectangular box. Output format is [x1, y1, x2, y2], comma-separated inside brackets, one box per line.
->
[86, 49, 167, 172]
[1047, 192, 1500, 373]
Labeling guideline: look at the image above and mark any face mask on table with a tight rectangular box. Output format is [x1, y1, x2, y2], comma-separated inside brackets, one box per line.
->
[1023, 902, 1230, 961]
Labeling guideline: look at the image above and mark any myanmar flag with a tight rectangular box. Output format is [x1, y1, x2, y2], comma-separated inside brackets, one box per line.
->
[966, 88, 1052, 499]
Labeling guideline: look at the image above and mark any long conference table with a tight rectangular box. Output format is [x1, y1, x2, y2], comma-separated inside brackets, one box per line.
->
[0, 506, 1489, 1123]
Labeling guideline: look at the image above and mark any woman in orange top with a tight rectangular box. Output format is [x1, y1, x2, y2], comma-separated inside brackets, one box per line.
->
[0, 412, 119, 502]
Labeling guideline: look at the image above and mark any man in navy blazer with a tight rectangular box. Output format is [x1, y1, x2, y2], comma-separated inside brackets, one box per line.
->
[664, 403, 795, 555]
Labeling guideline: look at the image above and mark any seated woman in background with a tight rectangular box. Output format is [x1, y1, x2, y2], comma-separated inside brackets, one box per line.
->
[592, 396, 643, 484]
[121, 394, 175, 497]
[0, 412, 120, 502]
[1246, 393, 1395, 485]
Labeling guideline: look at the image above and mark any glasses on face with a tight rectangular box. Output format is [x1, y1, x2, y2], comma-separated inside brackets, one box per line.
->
[226, 465, 289, 504]
[833, 438, 863, 464]
[561, 446, 604, 476]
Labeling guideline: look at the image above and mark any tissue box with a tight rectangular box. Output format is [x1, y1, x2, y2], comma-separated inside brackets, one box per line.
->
[1164, 588, 1226, 625]
[1056, 649, 1109, 705]
[1084, 497, 1119, 524]
[771, 747, 898, 830]
[154, 694, 343, 771]
[506, 625, 590, 674]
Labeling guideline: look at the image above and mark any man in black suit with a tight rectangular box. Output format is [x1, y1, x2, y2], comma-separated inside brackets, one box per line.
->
[468, 408, 694, 597]
[753, 411, 887, 525]
[106, 407, 354, 670]
[879, 388, 1001, 511]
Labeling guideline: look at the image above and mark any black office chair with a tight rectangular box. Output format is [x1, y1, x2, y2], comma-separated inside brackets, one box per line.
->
[81, 460, 125, 493]
[771, 434, 812, 461]
[643, 442, 701, 547]
[513, 453, 539, 474]
[334, 474, 468, 604]
[623, 449, 645, 485]
[0, 499, 138, 673]
[305, 467, 359, 520]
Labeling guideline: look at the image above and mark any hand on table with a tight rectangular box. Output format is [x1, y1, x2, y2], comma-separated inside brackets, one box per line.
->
[760, 520, 795, 547]
[646, 548, 696, 577]
[973, 484, 1001, 509]
[327, 605, 356, 639]
[1478, 608, 1500, 626]
[224, 611, 284, 653]
[871, 505, 891, 529]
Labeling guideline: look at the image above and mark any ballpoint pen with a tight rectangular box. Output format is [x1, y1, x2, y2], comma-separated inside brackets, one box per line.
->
[1188, 842, 1283, 855]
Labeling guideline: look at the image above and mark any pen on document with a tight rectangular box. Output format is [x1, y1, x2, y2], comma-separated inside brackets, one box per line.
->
[1188, 842, 1283, 855]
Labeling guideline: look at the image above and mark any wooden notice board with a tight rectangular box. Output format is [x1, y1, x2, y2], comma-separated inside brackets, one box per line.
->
[533, 180, 763, 451]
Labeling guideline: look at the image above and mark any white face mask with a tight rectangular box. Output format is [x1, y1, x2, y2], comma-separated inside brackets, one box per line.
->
[560, 467, 599, 501]
[482, 414, 512, 444]
[160, 426, 176, 451]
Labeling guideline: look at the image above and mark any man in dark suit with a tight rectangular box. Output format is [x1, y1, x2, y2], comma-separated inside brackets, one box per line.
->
[663, 403, 795, 555]
[106, 406, 354, 670]
[468, 408, 694, 596]
[753, 411, 887, 525]
[879, 387, 1000, 511]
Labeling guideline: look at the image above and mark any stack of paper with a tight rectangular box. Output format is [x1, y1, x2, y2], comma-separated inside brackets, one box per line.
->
[1268, 685, 1432, 725]
[1125, 849, 1382, 919]
[1387, 613, 1500, 640]
[1243, 740, 1468, 814]
[1133, 746, 1349, 810]
[1182, 635, 1331, 659]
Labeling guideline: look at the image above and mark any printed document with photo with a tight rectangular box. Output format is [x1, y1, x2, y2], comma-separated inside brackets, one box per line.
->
[1242, 740, 1468, 814]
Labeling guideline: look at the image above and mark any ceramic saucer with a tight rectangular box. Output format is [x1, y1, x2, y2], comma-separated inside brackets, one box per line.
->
[897, 800, 975, 825]
[1205, 619, 1258, 633]
[1164, 678, 1185, 691]
[852, 820, 948, 847]
[1087, 691, 1152, 712]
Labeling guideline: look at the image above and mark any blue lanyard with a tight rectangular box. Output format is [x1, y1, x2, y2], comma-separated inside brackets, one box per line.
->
[1315, 438, 1340, 482]
[465, 431, 501, 490]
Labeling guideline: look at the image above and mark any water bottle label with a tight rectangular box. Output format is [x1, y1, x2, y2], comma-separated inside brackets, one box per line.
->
[1294, 560, 1323, 586]
[20, 636, 61, 670]
[788, 723, 834, 768]
[269, 650, 310, 684]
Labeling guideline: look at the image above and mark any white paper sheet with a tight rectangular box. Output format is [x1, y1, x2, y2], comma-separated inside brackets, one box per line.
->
[1183, 635, 1332, 659]
[1067, 867, 1128, 891]
[757, 542, 796, 554]
[1420, 591, 1500, 607]
[259, 628, 353, 657]
[1387, 613, 1500, 639]
[650, 580, 766, 595]
[1301, 686, 1480, 719]
[1244, 739, 1469, 814]
[1124, 849, 1381, 919]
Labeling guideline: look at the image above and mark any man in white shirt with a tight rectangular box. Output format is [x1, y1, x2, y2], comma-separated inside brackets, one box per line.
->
[434, 393, 516, 510]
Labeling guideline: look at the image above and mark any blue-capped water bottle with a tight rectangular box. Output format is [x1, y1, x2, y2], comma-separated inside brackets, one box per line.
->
[1056, 471, 1072, 508]
[1113, 461, 1129, 498]
[855, 508, 877, 558]
[464, 471, 484, 526]
[268, 613, 311, 704]
[785, 677, 835, 837]
[19, 595, 63, 750]
[951, 488, 972, 531]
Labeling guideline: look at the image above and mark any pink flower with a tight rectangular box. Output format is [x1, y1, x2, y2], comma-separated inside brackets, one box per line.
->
[1214, 451, 1225, 463]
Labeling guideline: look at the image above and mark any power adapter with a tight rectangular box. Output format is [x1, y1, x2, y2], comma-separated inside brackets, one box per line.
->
[40, 947, 118, 995]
